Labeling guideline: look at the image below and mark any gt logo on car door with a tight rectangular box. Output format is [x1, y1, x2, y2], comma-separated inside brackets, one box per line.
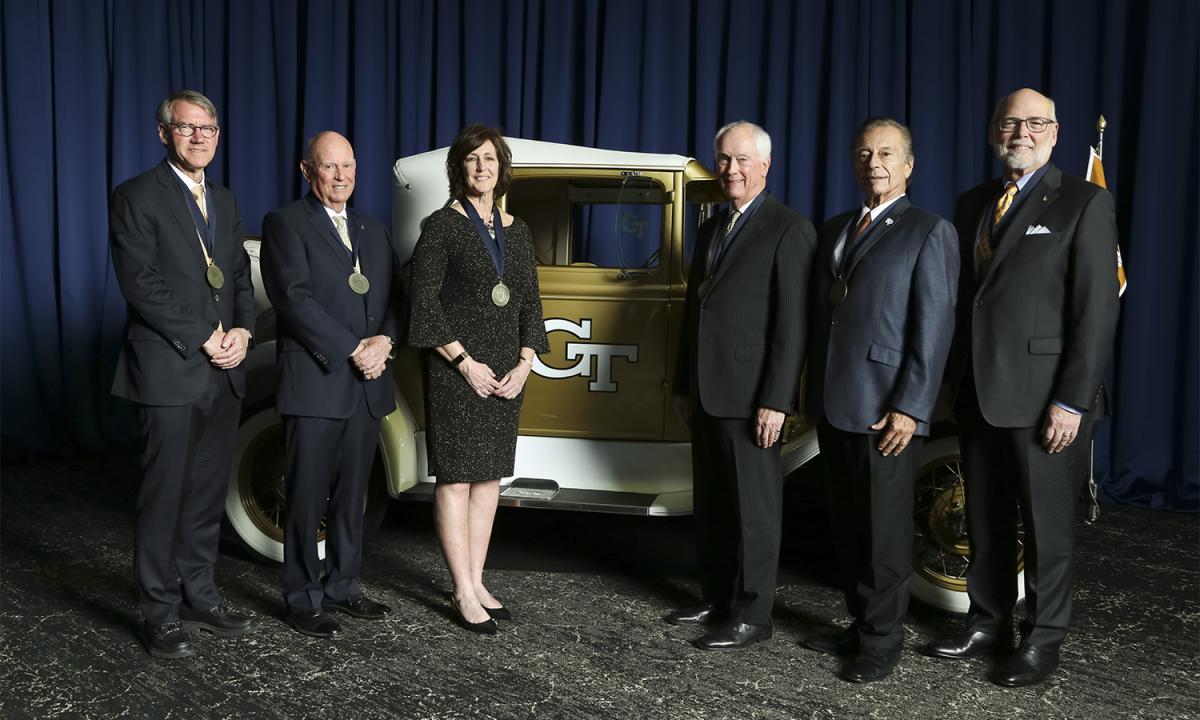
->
[532, 318, 638, 392]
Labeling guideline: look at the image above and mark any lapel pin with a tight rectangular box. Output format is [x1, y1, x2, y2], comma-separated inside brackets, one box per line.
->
[1042, 195, 1048, 201]
[885, 218, 893, 225]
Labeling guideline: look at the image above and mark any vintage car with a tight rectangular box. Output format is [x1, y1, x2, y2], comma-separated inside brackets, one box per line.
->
[226, 138, 1023, 614]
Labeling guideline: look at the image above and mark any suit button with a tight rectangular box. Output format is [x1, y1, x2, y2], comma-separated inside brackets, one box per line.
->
[975, 300, 983, 307]
[831, 320, 838, 326]
[700, 303, 708, 309]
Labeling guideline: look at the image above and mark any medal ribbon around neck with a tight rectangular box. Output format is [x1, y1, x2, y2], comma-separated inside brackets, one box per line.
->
[460, 195, 506, 278]
[178, 178, 223, 288]
[335, 214, 371, 295]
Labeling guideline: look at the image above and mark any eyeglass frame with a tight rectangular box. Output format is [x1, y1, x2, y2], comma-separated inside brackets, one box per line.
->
[994, 116, 1057, 133]
[161, 122, 221, 139]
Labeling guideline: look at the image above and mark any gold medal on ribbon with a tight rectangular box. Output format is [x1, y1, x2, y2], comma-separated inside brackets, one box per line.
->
[349, 272, 370, 295]
[829, 278, 848, 305]
[491, 281, 510, 307]
[206, 263, 225, 289]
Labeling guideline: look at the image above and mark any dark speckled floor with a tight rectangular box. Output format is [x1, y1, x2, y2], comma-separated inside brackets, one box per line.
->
[1, 451, 1197, 720]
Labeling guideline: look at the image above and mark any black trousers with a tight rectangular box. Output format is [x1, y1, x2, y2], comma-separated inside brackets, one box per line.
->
[690, 411, 783, 626]
[283, 405, 380, 612]
[958, 382, 1094, 650]
[817, 422, 920, 651]
[135, 372, 240, 624]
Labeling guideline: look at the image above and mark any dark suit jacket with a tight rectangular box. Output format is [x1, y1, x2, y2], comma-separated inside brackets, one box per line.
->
[261, 195, 398, 420]
[806, 197, 959, 437]
[674, 194, 817, 418]
[948, 163, 1119, 427]
[110, 160, 255, 405]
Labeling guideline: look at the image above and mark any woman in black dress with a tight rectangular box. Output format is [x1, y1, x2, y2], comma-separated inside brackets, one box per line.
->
[408, 125, 548, 633]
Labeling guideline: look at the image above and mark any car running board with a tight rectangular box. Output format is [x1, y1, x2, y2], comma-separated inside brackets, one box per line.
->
[397, 478, 668, 515]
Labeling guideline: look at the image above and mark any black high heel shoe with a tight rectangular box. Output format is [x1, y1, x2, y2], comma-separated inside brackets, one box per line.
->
[484, 605, 513, 622]
[452, 597, 497, 635]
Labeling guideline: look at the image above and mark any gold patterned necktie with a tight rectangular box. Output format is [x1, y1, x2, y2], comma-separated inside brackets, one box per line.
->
[976, 183, 1018, 273]
[190, 185, 208, 223]
[333, 215, 353, 253]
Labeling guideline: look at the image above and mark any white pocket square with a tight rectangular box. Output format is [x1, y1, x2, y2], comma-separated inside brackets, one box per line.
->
[1025, 224, 1052, 235]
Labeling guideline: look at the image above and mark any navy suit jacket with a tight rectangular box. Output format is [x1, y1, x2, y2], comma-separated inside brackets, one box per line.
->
[806, 196, 959, 436]
[674, 194, 817, 418]
[260, 195, 397, 420]
[947, 164, 1119, 427]
[110, 160, 255, 405]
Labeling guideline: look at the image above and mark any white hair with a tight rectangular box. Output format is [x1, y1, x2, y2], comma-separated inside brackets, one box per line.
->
[713, 121, 772, 161]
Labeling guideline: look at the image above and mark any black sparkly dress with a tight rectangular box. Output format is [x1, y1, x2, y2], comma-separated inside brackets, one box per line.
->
[407, 206, 549, 483]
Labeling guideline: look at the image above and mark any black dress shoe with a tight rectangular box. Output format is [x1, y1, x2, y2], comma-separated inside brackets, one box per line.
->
[692, 621, 773, 650]
[142, 621, 194, 659]
[840, 647, 901, 683]
[287, 608, 342, 638]
[801, 625, 860, 656]
[924, 628, 1011, 659]
[180, 603, 257, 637]
[323, 595, 392, 619]
[995, 643, 1059, 687]
[484, 605, 513, 622]
[664, 602, 718, 626]
[452, 598, 498, 635]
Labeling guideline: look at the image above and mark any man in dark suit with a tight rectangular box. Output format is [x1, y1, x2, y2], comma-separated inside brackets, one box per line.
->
[260, 131, 397, 638]
[926, 89, 1120, 687]
[110, 90, 257, 658]
[667, 121, 818, 650]
[801, 118, 959, 682]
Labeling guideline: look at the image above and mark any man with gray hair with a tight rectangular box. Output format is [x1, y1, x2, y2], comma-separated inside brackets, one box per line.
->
[110, 90, 257, 658]
[668, 121, 817, 650]
[927, 88, 1119, 687]
[801, 116, 958, 681]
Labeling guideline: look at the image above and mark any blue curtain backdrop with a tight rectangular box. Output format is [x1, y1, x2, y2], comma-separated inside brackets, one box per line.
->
[2, 0, 1196, 509]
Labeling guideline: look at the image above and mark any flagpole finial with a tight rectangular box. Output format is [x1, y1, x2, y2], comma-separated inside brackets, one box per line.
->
[1097, 115, 1107, 133]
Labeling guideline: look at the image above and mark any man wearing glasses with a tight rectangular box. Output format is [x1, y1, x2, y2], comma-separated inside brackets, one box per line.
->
[110, 90, 257, 658]
[926, 88, 1119, 686]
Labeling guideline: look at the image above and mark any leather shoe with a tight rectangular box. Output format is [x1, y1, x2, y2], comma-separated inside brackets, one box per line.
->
[995, 643, 1059, 687]
[801, 625, 860, 656]
[452, 598, 498, 635]
[142, 621, 194, 659]
[692, 621, 773, 650]
[664, 602, 718, 626]
[484, 605, 513, 622]
[180, 603, 257, 637]
[322, 595, 391, 620]
[840, 646, 901, 683]
[924, 628, 1011, 659]
[287, 608, 342, 638]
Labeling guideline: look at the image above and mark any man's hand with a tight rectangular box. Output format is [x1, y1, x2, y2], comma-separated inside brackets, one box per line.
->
[494, 357, 533, 400]
[1042, 404, 1082, 454]
[872, 411, 917, 456]
[458, 358, 502, 398]
[209, 328, 251, 369]
[350, 335, 392, 380]
[202, 329, 226, 359]
[755, 407, 785, 449]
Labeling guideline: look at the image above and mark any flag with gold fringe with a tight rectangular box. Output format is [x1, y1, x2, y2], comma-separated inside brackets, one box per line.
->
[1086, 115, 1127, 296]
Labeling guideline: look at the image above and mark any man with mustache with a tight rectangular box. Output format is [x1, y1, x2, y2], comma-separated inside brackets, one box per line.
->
[926, 88, 1120, 687]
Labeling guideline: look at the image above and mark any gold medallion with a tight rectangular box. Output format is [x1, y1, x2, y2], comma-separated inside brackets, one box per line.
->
[349, 272, 371, 295]
[206, 263, 225, 289]
[491, 281, 510, 307]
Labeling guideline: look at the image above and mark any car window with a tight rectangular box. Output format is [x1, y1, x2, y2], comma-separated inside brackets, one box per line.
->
[683, 178, 722, 276]
[507, 175, 668, 270]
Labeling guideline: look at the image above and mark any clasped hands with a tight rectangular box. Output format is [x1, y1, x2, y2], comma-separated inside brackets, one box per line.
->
[350, 335, 392, 380]
[203, 328, 251, 369]
[459, 356, 531, 400]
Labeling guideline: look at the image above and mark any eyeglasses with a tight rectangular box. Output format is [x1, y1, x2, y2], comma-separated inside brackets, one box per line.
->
[995, 117, 1057, 133]
[163, 123, 220, 139]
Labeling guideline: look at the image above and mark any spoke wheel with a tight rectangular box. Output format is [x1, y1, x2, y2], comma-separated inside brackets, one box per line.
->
[911, 437, 1025, 613]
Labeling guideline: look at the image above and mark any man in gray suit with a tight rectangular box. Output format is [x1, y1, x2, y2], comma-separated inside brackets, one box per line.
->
[801, 117, 959, 681]
[667, 121, 818, 650]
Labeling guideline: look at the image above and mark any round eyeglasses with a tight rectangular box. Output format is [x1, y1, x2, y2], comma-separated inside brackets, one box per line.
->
[164, 123, 220, 139]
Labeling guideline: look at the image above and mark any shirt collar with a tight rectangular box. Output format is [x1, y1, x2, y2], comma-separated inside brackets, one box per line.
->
[167, 161, 205, 190]
[857, 193, 906, 223]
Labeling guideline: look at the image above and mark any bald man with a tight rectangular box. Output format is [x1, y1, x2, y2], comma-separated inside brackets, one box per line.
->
[927, 89, 1119, 686]
[260, 132, 398, 638]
